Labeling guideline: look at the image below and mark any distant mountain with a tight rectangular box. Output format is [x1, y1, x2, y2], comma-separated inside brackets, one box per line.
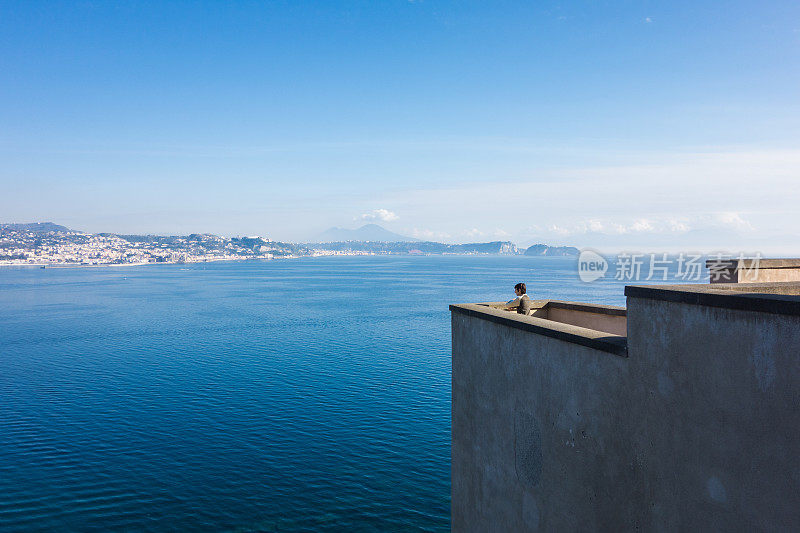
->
[1, 222, 72, 233]
[524, 244, 580, 256]
[308, 240, 519, 255]
[315, 224, 419, 243]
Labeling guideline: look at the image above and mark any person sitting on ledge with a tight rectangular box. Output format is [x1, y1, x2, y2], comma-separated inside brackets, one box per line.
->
[505, 282, 531, 315]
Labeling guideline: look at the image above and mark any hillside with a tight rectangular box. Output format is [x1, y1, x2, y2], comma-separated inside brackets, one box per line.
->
[1, 222, 72, 233]
[524, 244, 580, 256]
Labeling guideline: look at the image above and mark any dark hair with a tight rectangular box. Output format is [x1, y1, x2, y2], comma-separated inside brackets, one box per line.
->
[514, 282, 526, 294]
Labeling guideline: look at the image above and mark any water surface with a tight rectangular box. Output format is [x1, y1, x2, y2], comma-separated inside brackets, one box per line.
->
[0, 256, 643, 531]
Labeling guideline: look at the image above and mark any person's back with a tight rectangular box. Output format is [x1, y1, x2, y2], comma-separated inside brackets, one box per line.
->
[517, 293, 531, 315]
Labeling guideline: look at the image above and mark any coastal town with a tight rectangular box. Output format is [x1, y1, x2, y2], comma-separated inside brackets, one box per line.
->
[0, 223, 301, 266]
[0, 222, 575, 267]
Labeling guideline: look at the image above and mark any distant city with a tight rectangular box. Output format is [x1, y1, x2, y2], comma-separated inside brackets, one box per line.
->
[0, 222, 578, 266]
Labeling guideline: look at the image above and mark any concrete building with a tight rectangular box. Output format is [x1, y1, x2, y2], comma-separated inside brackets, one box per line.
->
[707, 258, 800, 284]
[451, 281, 799, 531]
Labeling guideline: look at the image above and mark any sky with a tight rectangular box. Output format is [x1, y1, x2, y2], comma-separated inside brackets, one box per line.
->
[1, 0, 798, 253]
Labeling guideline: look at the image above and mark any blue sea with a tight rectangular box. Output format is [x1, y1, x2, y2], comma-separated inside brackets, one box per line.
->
[0, 255, 669, 531]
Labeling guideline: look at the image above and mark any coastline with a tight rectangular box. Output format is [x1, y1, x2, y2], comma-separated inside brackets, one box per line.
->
[0, 257, 283, 268]
[0, 252, 541, 269]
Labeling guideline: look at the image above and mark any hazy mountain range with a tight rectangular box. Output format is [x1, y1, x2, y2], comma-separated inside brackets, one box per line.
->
[2, 222, 579, 256]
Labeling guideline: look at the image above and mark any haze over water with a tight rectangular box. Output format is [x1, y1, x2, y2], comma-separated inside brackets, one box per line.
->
[2, 256, 661, 531]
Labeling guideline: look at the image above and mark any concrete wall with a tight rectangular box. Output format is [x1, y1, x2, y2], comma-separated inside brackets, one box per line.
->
[451, 293, 800, 531]
[708, 258, 800, 283]
[451, 313, 633, 531]
[625, 297, 800, 531]
[739, 268, 800, 283]
[544, 306, 627, 336]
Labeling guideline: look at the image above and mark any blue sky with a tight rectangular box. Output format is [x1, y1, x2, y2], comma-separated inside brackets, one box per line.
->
[1, 1, 798, 252]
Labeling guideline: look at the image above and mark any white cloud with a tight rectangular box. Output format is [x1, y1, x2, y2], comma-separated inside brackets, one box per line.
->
[422, 211, 754, 245]
[668, 219, 691, 233]
[358, 208, 399, 222]
[537, 216, 721, 237]
[547, 224, 572, 236]
[630, 219, 654, 233]
[713, 212, 754, 231]
[411, 228, 451, 240]
[587, 219, 605, 232]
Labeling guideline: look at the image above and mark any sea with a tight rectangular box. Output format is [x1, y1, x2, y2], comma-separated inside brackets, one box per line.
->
[0, 255, 698, 532]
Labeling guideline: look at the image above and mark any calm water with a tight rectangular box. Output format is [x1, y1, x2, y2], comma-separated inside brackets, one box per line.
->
[0, 255, 649, 531]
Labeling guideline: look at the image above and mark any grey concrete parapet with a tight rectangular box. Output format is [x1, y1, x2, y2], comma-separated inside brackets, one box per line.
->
[449, 301, 628, 356]
[625, 281, 800, 316]
[706, 258, 800, 283]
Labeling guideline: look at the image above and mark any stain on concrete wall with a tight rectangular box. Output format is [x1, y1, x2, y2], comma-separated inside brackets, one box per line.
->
[514, 405, 542, 489]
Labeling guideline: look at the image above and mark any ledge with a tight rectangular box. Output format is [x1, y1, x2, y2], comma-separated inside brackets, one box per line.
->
[479, 300, 626, 316]
[449, 303, 628, 357]
[625, 282, 800, 317]
[705, 258, 800, 270]
[544, 300, 627, 317]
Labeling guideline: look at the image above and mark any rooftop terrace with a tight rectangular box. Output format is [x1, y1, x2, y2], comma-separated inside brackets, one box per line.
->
[450, 300, 628, 356]
[451, 277, 800, 530]
[451, 281, 800, 360]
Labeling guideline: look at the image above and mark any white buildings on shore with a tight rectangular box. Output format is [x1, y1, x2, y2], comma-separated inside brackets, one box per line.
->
[0, 228, 278, 266]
